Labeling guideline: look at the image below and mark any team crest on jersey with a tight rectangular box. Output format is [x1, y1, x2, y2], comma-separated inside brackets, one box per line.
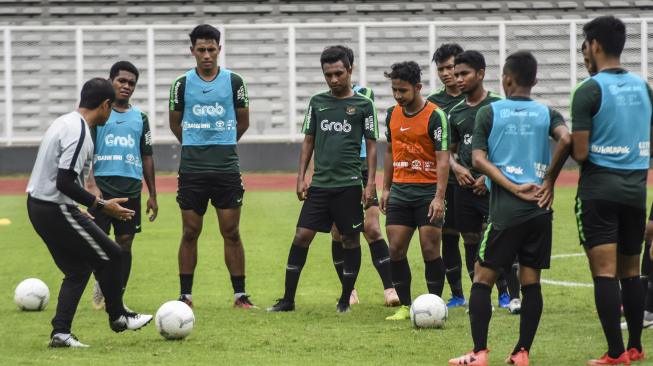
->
[346, 106, 356, 115]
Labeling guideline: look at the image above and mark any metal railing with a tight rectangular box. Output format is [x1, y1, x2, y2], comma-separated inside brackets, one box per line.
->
[0, 18, 650, 145]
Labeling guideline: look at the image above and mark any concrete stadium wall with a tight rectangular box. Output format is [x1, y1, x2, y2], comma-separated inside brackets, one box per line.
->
[0, 142, 389, 174]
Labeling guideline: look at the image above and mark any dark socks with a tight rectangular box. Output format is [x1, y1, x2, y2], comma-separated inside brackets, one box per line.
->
[496, 273, 508, 295]
[593, 276, 625, 358]
[507, 263, 521, 300]
[231, 275, 245, 294]
[179, 274, 194, 295]
[121, 250, 132, 293]
[340, 246, 362, 304]
[425, 257, 445, 297]
[469, 282, 492, 353]
[464, 243, 479, 281]
[331, 240, 345, 284]
[621, 276, 644, 352]
[369, 239, 393, 289]
[513, 284, 543, 354]
[442, 233, 464, 298]
[391, 258, 412, 306]
[283, 244, 309, 302]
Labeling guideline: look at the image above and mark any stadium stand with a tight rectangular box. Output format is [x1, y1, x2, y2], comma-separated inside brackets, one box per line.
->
[1, 0, 653, 143]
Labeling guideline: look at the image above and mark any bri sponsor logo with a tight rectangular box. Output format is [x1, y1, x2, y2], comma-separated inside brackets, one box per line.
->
[105, 134, 135, 148]
[590, 144, 630, 155]
[192, 103, 225, 117]
[505, 165, 524, 175]
[320, 119, 352, 132]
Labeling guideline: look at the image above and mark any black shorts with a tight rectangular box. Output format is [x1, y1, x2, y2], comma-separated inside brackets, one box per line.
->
[478, 213, 552, 272]
[297, 185, 364, 234]
[89, 191, 141, 236]
[361, 169, 379, 208]
[455, 186, 489, 233]
[177, 172, 244, 216]
[443, 183, 457, 230]
[386, 199, 443, 228]
[575, 198, 645, 255]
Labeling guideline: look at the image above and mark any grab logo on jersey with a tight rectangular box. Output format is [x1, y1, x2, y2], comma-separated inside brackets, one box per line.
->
[192, 103, 225, 117]
[320, 119, 352, 133]
[505, 165, 524, 175]
[105, 134, 135, 148]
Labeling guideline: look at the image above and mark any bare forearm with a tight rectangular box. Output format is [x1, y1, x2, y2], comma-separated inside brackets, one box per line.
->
[435, 151, 449, 200]
[545, 134, 572, 183]
[298, 137, 315, 179]
[236, 108, 249, 141]
[142, 155, 157, 197]
[383, 147, 393, 191]
[169, 113, 182, 143]
[366, 139, 377, 185]
[473, 151, 518, 194]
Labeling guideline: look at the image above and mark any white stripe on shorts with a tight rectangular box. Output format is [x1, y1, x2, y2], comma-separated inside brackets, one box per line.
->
[59, 204, 109, 261]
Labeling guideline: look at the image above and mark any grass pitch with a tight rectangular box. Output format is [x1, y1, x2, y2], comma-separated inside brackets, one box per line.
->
[0, 187, 651, 365]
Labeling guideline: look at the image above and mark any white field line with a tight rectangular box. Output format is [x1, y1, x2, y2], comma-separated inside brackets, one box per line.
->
[543, 252, 593, 287]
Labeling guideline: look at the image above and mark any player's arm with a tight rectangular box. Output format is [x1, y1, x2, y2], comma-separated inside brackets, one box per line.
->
[363, 100, 379, 207]
[169, 75, 186, 143]
[380, 107, 394, 214]
[297, 99, 317, 201]
[570, 79, 599, 163]
[232, 73, 250, 141]
[448, 112, 475, 186]
[140, 113, 158, 221]
[429, 109, 450, 223]
[471, 106, 539, 202]
[536, 110, 572, 209]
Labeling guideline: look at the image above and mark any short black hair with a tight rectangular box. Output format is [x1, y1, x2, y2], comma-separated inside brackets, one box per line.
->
[109, 61, 139, 82]
[454, 50, 486, 71]
[79, 78, 115, 109]
[333, 45, 354, 66]
[432, 43, 464, 64]
[189, 24, 221, 46]
[583, 16, 626, 57]
[384, 61, 421, 85]
[504, 51, 537, 87]
[320, 46, 351, 69]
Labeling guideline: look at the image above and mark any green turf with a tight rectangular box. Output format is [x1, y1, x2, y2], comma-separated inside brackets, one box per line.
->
[0, 188, 651, 365]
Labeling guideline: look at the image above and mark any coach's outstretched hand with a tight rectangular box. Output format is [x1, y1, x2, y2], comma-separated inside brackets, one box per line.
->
[536, 179, 554, 210]
[512, 183, 541, 202]
[102, 197, 136, 221]
[428, 197, 445, 223]
[296, 176, 308, 201]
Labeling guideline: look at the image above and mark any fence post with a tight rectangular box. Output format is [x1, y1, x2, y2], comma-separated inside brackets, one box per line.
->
[76, 28, 84, 106]
[288, 25, 297, 141]
[498, 23, 506, 96]
[4, 29, 12, 146]
[219, 26, 226, 68]
[358, 24, 366, 87]
[570, 22, 577, 90]
[147, 27, 156, 140]
[429, 23, 436, 92]
[641, 21, 648, 80]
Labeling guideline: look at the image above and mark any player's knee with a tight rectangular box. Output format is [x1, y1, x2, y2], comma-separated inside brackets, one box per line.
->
[363, 223, 383, 242]
[646, 222, 653, 242]
[181, 226, 201, 244]
[421, 245, 440, 261]
[341, 234, 360, 249]
[115, 234, 134, 251]
[389, 244, 408, 260]
[220, 226, 241, 244]
[462, 232, 481, 243]
[292, 233, 311, 248]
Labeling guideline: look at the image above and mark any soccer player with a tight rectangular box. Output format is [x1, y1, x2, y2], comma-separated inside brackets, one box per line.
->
[87, 61, 158, 310]
[267, 45, 378, 313]
[571, 16, 652, 364]
[427, 43, 467, 308]
[380, 61, 450, 321]
[449, 51, 571, 366]
[27, 78, 153, 348]
[448, 50, 520, 312]
[169, 24, 253, 308]
[328, 45, 398, 307]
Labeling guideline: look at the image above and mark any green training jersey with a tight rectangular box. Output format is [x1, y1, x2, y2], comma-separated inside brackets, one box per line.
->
[473, 97, 566, 230]
[449, 91, 502, 179]
[303, 91, 378, 188]
[90, 110, 153, 198]
[571, 68, 653, 207]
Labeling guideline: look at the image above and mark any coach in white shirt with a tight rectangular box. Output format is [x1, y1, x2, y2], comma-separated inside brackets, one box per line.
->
[26, 78, 152, 348]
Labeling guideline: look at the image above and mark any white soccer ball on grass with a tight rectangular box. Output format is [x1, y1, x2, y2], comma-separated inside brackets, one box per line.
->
[14, 278, 50, 311]
[410, 294, 447, 329]
[155, 300, 195, 340]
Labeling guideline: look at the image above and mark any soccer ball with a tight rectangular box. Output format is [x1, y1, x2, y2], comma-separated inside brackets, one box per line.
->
[14, 278, 50, 311]
[410, 294, 447, 329]
[155, 300, 195, 340]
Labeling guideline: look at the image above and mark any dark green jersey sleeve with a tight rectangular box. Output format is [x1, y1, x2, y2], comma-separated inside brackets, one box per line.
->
[385, 106, 395, 142]
[140, 112, 153, 156]
[302, 97, 317, 136]
[472, 105, 493, 151]
[548, 107, 566, 137]
[363, 98, 379, 140]
[428, 108, 449, 151]
[570, 78, 601, 132]
[230, 72, 249, 108]
[169, 75, 186, 112]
